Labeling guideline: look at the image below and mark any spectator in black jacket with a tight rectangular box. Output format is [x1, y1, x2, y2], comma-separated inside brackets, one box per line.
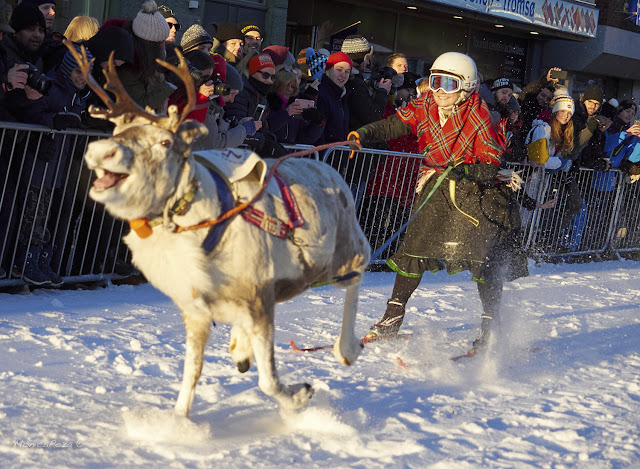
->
[315, 51, 352, 145]
[519, 67, 562, 135]
[341, 35, 391, 131]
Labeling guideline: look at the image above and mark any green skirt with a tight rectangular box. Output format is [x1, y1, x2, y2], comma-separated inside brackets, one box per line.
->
[387, 176, 528, 283]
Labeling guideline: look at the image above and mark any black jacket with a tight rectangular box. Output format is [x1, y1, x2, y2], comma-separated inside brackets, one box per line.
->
[315, 74, 350, 145]
[345, 73, 388, 131]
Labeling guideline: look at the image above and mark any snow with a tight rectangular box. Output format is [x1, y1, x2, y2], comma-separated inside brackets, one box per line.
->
[2, 259, 640, 467]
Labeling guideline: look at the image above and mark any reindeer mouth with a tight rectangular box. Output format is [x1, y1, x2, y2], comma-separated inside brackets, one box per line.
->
[92, 168, 129, 192]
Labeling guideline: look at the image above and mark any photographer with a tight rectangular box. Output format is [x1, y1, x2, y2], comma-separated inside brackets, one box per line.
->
[341, 35, 391, 132]
[1, 2, 48, 121]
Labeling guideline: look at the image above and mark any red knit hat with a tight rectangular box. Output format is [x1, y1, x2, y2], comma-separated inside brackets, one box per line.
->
[248, 53, 275, 75]
[325, 51, 353, 71]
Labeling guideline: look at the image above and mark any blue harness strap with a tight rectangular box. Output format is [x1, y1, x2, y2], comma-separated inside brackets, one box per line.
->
[202, 168, 236, 255]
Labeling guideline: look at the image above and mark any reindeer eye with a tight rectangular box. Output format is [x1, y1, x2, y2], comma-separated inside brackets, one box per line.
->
[160, 139, 172, 148]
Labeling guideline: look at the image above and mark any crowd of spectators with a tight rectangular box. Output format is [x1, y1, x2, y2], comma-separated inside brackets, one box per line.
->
[1, 0, 639, 286]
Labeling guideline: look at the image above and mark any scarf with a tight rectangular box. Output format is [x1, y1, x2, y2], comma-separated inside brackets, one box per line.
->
[397, 90, 505, 171]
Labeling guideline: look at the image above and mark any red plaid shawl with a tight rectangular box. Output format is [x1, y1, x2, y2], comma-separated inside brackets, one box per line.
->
[396, 90, 505, 171]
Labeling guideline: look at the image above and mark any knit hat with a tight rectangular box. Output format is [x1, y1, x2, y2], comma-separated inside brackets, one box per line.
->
[184, 49, 214, 71]
[157, 5, 176, 20]
[9, 2, 45, 32]
[296, 48, 309, 75]
[20, 0, 56, 6]
[552, 89, 574, 116]
[582, 85, 603, 104]
[0, 1, 14, 34]
[491, 77, 513, 92]
[210, 53, 226, 82]
[599, 101, 617, 120]
[306, 48, 327, 81]
[239, 23, 261, 37]
[325, 51, 352, 71]
[617, 99, 637, 114]
[225, 61, 243, 91]
[506, 95, 521, 114]
[132, 1, 170, 42]
[216, 22, 243, 43]
[340, 35, 373, 63]
[181, 24, 213, 52]
[86, 26, 134, 64]
[263, 45, 290, 66]
[60, 46, 93, 81]
[248, 53, 275, 75]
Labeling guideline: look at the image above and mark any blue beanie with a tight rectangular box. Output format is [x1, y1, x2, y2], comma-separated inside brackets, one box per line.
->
[60, 47, 93, 81]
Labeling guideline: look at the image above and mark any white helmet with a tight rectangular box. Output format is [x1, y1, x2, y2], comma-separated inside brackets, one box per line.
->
[430, 52, 478, 92]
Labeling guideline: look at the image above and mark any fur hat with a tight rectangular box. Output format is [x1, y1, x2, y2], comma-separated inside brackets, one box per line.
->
[491, 77, 513, 92]
[248, 53, 275, 75]
[552, 89, 574, 116]
[306, 48, 327, 81]
[325, 51, 352, 71]
[180, 24, 213, 52]
[340, 35, 373, 63]
[132, 1, 170, 42]
[216, 22, 243, 43]
[9, 2, 45, 33]
[239, 23, 261, 37]
[0, 0, 14, 34]
[225, 61, 243, 91]
[60, 46, 93, 81]
[582, 85, 604, 104]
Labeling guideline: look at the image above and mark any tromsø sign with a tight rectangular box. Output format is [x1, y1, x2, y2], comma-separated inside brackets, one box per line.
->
[427, 0, 598, 37]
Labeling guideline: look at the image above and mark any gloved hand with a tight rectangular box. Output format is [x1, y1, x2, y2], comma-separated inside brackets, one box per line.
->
[586, 115, 599, 133]
[53, 111, 82, 130]
[347, 130, 362, 151]
[301, 107, 323, 125]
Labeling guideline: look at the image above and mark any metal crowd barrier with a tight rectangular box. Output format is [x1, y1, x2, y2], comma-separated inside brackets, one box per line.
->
[2, 125, 640, 289]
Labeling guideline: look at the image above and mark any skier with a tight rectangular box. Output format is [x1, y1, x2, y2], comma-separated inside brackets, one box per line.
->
[348, 52, 528, 350]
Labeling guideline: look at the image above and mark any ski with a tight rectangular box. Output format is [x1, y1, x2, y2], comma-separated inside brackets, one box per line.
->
[290, 333, 412, 353]
[451, 348, 478, 361]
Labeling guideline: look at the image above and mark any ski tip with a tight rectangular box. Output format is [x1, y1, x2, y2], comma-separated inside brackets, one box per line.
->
[290, 339, 303, 352]
[396, 356, 410, 369]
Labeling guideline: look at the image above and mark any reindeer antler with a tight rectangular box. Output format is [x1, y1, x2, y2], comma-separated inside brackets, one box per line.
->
[63, 40, 197, 132]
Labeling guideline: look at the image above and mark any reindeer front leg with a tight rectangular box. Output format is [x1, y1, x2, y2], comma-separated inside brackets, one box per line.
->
[175, 311, 211, 418]
[333, 279, 364, 366]
[249, 309, 314, 410]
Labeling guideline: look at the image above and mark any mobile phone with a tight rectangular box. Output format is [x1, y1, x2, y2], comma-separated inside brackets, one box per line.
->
[253, 104, 266, 122]
[549, 70, 568, 80]
[634, 119, 640, 127]
[294, 98, 315, 109]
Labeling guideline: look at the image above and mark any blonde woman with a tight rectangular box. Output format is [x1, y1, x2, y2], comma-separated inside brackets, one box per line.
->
[64, 16, 99, 43]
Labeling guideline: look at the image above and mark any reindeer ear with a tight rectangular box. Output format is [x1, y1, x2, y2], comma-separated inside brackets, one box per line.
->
[174, 120, 209, 156]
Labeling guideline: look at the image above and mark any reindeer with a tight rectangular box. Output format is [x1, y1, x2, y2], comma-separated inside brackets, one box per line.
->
[65, 44, 370, 418]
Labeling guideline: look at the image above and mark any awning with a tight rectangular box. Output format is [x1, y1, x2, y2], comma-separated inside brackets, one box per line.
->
[542, 25, 640, 79]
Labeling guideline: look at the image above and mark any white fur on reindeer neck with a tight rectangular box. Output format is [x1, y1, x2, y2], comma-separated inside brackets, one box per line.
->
[193, 148, 282, 202]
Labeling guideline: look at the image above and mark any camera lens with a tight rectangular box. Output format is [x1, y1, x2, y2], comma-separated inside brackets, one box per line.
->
[214, 82, 231, 96]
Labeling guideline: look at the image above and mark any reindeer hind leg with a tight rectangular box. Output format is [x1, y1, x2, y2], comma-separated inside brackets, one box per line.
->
[229, 325, 253, 373]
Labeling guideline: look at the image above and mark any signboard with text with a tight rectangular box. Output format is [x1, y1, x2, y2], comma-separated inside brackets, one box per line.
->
[426, 0, 598, 38]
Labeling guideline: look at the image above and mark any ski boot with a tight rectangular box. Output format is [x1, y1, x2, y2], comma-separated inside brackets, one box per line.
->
[471, 317, 494, 352]
[363, 299, 406, 343]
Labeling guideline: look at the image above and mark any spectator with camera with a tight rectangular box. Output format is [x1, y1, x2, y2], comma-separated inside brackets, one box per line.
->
[519, 67, 563, 135]
[1, 2, 48, 121]
[341, 35, 391, 132]
[266, 66, 325, 144]
[20, 0, 64, 73]
[181, 24, 213, 54]
[387, 52, 408, 74]
[225, 51, 273, 123]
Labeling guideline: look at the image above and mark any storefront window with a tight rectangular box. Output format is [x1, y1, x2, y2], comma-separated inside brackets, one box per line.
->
[468, 30, 528, 86]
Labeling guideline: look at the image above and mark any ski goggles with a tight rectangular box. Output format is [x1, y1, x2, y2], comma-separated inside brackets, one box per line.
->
[429, 73, 463, 94]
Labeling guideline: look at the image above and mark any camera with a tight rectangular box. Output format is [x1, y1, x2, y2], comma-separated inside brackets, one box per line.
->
[369, 66, 404, 93]
[189, 68, 231, 97]
[24, 62, 51, 95]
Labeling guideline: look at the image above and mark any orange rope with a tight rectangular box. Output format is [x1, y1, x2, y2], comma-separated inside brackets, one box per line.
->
[175, 140, 362, 233]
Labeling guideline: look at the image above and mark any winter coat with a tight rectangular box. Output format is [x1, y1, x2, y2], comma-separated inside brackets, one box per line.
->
[345, 73, 388, 131]
[117, 66, 174, 113]
[191, 100, 248, 151]
[525, 118, 573, 172]
[519, 74, 553, 135]
[315, 74, 349, 145]
[266, 92, 325, 145]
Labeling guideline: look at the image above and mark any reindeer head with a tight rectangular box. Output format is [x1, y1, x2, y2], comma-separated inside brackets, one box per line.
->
[65, 42, 208, 220]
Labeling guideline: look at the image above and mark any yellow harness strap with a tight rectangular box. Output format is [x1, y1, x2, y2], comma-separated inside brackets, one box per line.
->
[449, 179, 479, 227]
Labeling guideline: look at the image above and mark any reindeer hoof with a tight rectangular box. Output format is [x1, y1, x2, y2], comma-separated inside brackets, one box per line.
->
[236, 359, 251, 373]
[286, 383, 314, 409]
[332, 336, 363, 366]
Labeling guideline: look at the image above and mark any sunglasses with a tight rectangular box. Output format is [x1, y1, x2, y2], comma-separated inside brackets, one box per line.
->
[429, 73, 462, 94]
[168, 22, 181, 31]
[259, 71, 276, 81]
